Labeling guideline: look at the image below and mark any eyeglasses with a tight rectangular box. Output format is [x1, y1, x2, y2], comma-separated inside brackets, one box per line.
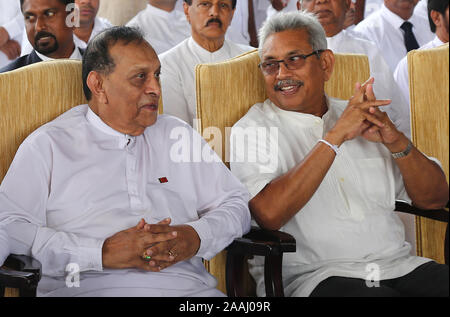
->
[259, 50, 324, 75]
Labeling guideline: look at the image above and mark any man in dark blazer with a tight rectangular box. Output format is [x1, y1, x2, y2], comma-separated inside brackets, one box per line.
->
[0, 0, 83, 73]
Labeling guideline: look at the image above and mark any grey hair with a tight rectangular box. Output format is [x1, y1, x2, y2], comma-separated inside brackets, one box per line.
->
[258, 10, 327, 57]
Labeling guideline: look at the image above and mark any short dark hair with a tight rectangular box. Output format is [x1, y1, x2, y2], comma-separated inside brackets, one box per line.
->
[82, 26, 146, 100]
[20, 0, 74, 10]
[183, 0, 237, 9]
[428, 0, 449, 33]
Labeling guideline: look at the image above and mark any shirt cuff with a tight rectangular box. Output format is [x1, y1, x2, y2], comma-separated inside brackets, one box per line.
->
[78, 239, 104, 272]
[2, 15, 24, 40]
[185, 218, 214, 260]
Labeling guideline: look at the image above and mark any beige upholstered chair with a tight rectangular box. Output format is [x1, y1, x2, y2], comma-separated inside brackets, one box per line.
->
[195, 50, 371, 295]
[0, 60, 86, 296]
[408, 43, 449, 264]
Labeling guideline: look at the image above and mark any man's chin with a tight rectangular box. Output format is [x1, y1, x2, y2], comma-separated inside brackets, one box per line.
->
[35, 46, 58, 56]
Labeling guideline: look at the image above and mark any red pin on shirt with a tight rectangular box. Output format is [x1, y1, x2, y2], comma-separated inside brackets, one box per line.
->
[158, 177, 168, 183]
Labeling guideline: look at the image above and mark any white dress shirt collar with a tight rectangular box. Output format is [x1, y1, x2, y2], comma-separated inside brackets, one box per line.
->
[86, 106, 135, 148]
[35, 45, 83, 62]
[189, 36, 231, 58]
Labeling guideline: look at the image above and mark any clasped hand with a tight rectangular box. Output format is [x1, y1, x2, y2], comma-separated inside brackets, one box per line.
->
[102, 218, 200, 272]
[328, 78, 402, 146]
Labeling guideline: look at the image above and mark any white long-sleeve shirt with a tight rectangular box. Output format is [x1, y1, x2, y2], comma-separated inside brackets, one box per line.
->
[354, 3, 434, 73]
[126, 4, 191, 55]
[0, 224, 9, 265]
[230, 97, 430, 297]
[327, 29, 412, 138]
[159, 37, 253, 126]
[393, 36, 445, 107]
[0, 0, 24, 68]
[0, 105, 250, 297]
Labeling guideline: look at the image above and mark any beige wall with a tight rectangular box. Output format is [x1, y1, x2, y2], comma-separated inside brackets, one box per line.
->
[97, 0, 148, 26]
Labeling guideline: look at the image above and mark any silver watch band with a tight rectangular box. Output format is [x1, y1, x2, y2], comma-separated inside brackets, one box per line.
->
[391, 140, 413, 159]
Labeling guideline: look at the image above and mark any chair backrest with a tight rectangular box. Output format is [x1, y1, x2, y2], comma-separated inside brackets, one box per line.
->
[195, 49, 370, 294]
[408, 43, 449, 264]
[0, 60, 86, 182]
[196, 49, 370, 165]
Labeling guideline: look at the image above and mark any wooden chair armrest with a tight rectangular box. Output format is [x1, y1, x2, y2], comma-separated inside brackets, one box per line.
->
[226, 226, 296, 297]
[0, 254, 42, 297]
[395, 201, 449, 223]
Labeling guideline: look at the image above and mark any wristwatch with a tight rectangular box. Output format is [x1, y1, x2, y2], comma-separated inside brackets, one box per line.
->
[391, 140, 413, 159]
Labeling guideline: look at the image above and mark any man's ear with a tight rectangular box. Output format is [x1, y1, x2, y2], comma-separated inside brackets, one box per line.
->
[87, 71, 108, 104]
[297, 0, 301, 11]
[320, 49, 335, 82]
[183, 2, 191, 24]
[430, 10, 442, 29]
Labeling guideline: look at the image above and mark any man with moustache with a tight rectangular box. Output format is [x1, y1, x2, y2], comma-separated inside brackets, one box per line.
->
[126, 0, 190, 55]
[299, 0, 412, 137]
[0, 0, 83, 73]
[230, 11, 449, 297]
[0, 0, 24, 68]
[159, 0, 253, 126]
[0, 26, 250, 296]
[73, 0, 112, 49]
[394, 0, 449, 106]
[354, 0, 435, 72]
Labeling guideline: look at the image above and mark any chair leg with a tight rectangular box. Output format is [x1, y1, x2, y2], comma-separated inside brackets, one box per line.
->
[445, 223, 448, 265]
[264, 254, 285, 297]
[226, 251, 246, 297]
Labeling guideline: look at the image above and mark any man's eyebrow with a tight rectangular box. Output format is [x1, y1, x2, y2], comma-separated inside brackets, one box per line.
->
[263, 50, 302, 60]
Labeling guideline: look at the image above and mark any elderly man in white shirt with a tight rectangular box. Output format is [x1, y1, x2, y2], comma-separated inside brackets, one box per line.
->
[73, 0, 112, 49]
[0, 0, 24, 68]
[159, 0, 253, 126]
[230, 11, 449, 297]
[299, 0, 412, 137]
[126, 0, 191, 55]
[394, 0, 448, 106]
[0, 26, 251, 297]
[354, 0, 434, 72]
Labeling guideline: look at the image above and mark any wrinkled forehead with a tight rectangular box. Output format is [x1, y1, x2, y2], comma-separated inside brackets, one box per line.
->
[22, 0, 68, 12]
[108, 41, 160, 72]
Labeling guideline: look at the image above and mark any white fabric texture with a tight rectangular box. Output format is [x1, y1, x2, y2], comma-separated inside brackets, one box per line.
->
[354, 3, 434, 72]
[0, 105, 251, 297]
[230, 97, 430, 297]
[159, 37, 253, 126]
[126, 4, 191, 55]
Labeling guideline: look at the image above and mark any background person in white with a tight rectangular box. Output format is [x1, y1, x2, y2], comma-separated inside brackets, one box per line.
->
[299, 0, 412, 139]
[0, 26, 250, 296]
[230, 11, 449, 297]
[354, 0, 434, 72]
[0, 0, 24, 68]
[159, 0, 252, 126]
[394, 0, 448, 106]
[73, 0, 112, 49]
[126, 0, 190, 55]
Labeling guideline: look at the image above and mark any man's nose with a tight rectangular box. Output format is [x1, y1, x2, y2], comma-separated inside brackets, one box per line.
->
[276, 62, 294, 79]
[209, 3, 220, 17]
[145, 77, 161, 97]
[35, 16, 47, 32]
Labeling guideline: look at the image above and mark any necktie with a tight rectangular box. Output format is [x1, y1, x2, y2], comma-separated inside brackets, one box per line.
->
[400, 21, 420, 52]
